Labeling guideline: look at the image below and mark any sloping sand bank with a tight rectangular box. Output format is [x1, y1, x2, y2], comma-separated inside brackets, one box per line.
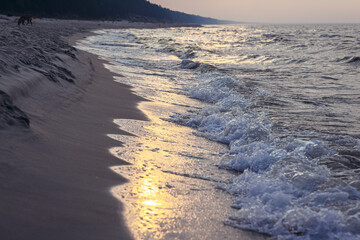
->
[0, 18, 164, 240]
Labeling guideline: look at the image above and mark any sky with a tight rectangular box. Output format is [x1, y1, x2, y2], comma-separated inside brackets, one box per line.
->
[148, 0, 360, 23]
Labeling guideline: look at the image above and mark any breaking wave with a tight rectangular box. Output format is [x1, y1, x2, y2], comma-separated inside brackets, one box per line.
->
[167, 71, 360, 239]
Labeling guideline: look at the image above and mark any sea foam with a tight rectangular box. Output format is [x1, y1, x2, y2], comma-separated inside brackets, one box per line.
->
[168, 70, 360, 239]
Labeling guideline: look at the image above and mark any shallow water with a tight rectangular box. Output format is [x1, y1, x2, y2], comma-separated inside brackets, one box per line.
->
[108, 101, 264, 239]
[78, 24, 360, 239]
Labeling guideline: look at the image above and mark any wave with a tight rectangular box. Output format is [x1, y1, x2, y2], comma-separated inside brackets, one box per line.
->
[96, 42, 135, 48]
[180, 59, 217, 73]
[287, 58, 308, 64]
[321, 76, 339, 80]
[336, 56, 360, 64]
[347, 56, 360, 64]
[181, 59, 200, 69]
[167, 71, 360, 239]
[262, 33, 291, 43]
[180, 49, 196, 59]
[320, 34, 341, 38]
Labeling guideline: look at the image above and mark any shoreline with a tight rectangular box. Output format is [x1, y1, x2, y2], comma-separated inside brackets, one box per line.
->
[0, 19, 153, 239]
[0, 19, 267, 239]
[79, 28, 268, 240]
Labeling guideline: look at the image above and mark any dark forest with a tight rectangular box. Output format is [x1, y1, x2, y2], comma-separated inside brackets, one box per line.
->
[0, 0, 223, 24]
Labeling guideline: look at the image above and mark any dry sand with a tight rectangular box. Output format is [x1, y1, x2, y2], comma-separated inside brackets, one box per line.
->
[0, 17, 178, 240]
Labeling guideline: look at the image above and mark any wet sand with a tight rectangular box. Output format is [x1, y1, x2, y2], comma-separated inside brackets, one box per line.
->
[0, 19, 149, 240]
[108, 100, 268, 240]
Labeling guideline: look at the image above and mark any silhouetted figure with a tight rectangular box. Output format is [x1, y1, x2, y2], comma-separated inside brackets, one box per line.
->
[18, 15, 33, 25]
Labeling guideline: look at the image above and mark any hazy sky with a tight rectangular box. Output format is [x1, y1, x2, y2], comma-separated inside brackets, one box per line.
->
[148, 0, 360, 23]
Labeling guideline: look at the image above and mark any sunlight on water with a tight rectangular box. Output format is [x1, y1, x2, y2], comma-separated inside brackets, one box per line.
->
[142, 200, 160, 206]
[108, 101, 265, 240]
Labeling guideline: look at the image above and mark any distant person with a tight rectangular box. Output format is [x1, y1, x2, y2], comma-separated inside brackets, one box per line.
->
[17, 15, 34, 25]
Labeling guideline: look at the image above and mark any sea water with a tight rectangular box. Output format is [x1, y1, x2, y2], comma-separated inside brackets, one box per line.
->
[78, 24, 360, 239]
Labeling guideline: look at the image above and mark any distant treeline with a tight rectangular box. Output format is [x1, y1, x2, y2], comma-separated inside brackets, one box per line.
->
[0, 0, 225, 24]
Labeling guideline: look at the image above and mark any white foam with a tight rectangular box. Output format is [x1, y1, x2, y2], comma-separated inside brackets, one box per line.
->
[168, 72, 360, 239]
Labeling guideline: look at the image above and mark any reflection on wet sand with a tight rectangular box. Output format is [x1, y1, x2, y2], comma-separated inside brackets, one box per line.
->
[108, 101, 267, 240]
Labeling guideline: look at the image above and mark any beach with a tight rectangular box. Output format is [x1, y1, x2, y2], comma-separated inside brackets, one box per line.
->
[1, 16, 359, 240]
[0, 18, 157, 240]
[0, 17, 265, 240]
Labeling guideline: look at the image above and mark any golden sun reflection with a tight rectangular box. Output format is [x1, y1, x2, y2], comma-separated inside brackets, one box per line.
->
[108, 101, 260, 240]
[142, 200, 160, 206]
[140, 179, 157, 198]
[109, 143, 178, 239]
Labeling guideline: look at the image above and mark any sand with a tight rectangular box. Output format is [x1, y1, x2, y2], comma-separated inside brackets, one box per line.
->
[0, 17, 168, 240]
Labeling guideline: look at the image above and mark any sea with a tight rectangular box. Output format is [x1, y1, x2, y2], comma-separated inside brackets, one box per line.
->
[78, 24, 360, 239]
